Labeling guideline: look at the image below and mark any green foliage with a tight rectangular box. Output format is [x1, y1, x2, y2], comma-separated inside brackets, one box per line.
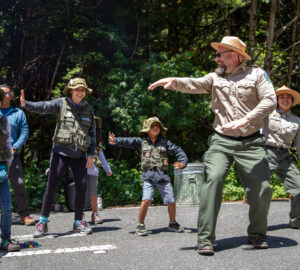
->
[10, 158, 49, 211]
[270, 173, 289, 199]
[2, 0, 299, 208]
[223, 165, 244, 201]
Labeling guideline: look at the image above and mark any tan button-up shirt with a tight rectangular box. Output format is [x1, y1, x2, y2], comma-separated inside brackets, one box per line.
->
[262, 108, 300, 157]
[175, 64, 276, 137]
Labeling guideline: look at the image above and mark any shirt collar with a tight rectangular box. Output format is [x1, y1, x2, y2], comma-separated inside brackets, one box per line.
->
[230, 63, 246, 75]
[277, 107, 291, 115]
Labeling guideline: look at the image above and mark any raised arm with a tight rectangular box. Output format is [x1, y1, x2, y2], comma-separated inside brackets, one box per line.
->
[109, 133, 142, 150]
[20, 89, 61, 115]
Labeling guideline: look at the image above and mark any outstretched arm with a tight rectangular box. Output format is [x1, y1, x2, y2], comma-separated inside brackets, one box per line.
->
[148, 78, 177, 91]
[109, 133, 142, 150]
[20, 89, 61, 114]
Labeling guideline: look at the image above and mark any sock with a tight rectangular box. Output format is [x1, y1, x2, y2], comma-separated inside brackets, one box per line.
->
[74, 220, 82, 225]
[40, 216, 48, 224]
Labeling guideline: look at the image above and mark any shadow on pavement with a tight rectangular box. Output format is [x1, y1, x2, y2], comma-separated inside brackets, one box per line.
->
[180, 235, 298, 252]
[87, 218, 121, 226]
[128, 227, 197, 235]
[91, 226, 121, 233]
[268, 223, 289, 231]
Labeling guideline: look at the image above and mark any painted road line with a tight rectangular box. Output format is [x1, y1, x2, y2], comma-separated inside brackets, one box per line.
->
[2, 245, 116, 258]
[13, 233, 87, 241]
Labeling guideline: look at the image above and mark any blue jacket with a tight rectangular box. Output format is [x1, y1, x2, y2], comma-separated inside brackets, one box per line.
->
[0, 106, 29, 152]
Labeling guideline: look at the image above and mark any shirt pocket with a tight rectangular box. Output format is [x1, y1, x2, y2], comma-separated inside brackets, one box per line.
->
[268, 115, 282, 134]
[213, 81, 230, 101]
[282, 121, 298, 142]
[237, 79, 256, 102]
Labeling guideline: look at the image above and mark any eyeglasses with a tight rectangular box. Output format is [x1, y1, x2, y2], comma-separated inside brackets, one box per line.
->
[215, 51, 233, 58]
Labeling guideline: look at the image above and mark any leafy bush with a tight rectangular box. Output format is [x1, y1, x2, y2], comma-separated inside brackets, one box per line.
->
[13, 159, 291, 211]
[223, 165, 244, 201]
[10, 158, 67, 211]
[270, 173, 289, 199]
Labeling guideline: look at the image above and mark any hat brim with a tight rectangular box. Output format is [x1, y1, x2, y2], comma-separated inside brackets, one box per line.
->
[63, 85, 93, 96]
[211, 42, 251, 61]
[276, 89, 300, 106]
[139, 122, 168, 137]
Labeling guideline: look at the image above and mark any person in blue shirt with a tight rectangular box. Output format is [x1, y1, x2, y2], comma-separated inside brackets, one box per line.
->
[0, 88, 20, 252]
[0, 84, 35, 226]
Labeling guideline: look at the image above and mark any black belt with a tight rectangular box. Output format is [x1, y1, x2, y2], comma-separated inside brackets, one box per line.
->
[215, 131, 262, 141]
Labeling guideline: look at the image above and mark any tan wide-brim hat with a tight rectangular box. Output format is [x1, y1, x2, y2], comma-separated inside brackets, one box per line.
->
[0, 88, 4, 104]
[211, 36, 251, 61]
[139, 117, 168, 137]
[276, 85, 300, 107]
[63, 77, 93, 96]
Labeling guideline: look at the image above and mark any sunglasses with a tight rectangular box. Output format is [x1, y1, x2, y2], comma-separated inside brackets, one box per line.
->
[215, 50, 233, 58]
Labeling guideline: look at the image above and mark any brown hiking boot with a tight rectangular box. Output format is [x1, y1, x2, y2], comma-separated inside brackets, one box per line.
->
[91, 212, 103, 224]
[197, 242, 214, 255]
[289, 221, 300, 229]
[248, 236, 269, 249]
[20, 216, 36, 226]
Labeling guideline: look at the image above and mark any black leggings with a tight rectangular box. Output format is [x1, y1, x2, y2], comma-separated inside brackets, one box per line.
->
[41, 152, 87, 220]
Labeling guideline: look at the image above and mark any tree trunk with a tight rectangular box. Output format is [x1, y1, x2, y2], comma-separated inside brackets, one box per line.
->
[287, 0, 300, 86]
[167, 2, 179, 54]
[264, 0, 278, 75]
[248, 0, 257, 65]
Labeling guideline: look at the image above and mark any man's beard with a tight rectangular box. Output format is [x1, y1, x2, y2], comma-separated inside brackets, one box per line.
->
[215, 65, 227, 77]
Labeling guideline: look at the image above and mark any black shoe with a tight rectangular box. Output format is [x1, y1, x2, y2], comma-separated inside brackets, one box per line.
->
[289, 221, 300, 229]
[248, 236, 269, 249]
[168, 221, 184, 233]
[136, 223, 148, 236]
[197, 242, 214, 255]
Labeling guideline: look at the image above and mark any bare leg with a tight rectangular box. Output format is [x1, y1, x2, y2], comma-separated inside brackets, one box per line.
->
[168, 202, 176, 222]
[90, 195, 97, 213]
[138, 200, 151, 223]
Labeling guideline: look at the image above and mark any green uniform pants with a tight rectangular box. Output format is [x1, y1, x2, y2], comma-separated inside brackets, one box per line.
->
[266, 147, 300, 227]
[198, 133, 272, 243]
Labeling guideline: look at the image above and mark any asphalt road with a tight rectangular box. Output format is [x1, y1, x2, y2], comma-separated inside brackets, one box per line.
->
[0, 200, 299, 270]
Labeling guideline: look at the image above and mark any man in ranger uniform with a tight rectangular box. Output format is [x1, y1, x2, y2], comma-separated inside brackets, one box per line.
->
[20, 78, 96, 237]
[148, 36, 276, 255]
[0, 84, 35, 226]
[109, 117, 188, 236]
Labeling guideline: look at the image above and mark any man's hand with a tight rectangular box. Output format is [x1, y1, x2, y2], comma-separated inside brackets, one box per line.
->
[173, 162, 185, 170]
[20, 89, 26, 107]
[222, 117, 250, 130]
[107, 172, 112, 176]
[108, 132, 116, 145]
[86, 156, 94, 169]
[148, 78, 177, 91]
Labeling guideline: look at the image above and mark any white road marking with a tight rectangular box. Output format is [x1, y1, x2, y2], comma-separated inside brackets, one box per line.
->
[2, 245, 116, 258]
[13, 233, 87, 241]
